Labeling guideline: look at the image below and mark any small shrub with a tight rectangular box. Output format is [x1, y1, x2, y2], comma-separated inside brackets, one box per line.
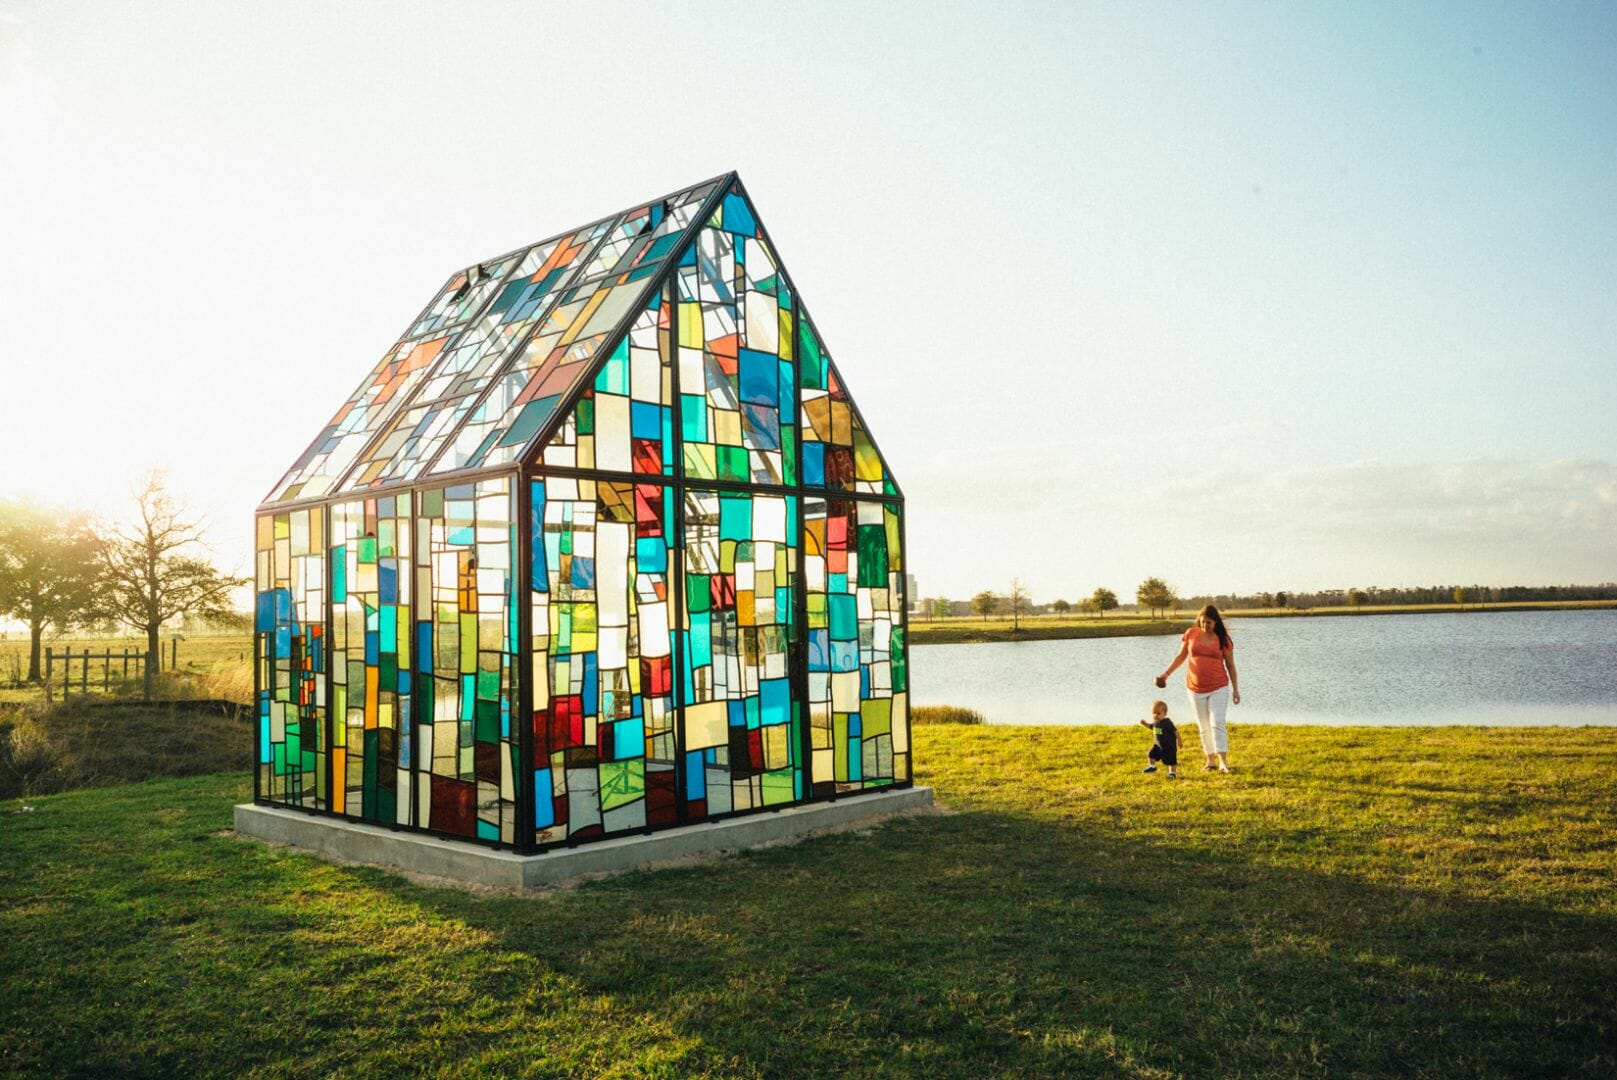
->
[912, 705, 986, 725]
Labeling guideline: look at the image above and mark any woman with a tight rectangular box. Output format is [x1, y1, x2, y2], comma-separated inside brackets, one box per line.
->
[1156, 604, 1241, 772]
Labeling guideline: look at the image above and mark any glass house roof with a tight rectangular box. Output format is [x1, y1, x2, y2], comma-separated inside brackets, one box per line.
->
[263, 174, 731, 507]
[260, 172, 898, 510]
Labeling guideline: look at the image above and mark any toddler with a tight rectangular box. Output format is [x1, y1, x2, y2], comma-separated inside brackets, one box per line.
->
[1139, 700, 1181, 778]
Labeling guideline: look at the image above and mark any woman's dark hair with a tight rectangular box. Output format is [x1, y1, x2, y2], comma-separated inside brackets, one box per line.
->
[1200, 604, 1231, 649]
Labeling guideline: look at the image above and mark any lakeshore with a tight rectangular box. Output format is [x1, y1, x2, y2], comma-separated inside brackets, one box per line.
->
[908, 598, 1617, 645]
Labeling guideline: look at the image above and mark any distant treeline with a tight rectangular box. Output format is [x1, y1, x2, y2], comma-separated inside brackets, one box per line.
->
[921, 582, 1617, 617]
[1183, 583, 1617, 610]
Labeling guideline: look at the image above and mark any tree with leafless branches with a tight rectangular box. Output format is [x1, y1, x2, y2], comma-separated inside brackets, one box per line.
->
[96, 473, 247, 699]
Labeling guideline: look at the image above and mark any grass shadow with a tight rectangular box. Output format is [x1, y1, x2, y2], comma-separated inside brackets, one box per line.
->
[4, 722, 1615, 1077]
[403, 803, 1614, 1077]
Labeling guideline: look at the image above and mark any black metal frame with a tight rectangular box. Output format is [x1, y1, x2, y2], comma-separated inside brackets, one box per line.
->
[254, 174, 910, 857]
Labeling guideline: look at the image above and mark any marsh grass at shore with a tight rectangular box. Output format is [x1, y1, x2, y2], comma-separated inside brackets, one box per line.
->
[2, 723, 1612, 1077]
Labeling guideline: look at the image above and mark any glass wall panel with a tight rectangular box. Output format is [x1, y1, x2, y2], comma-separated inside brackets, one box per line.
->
[675, 191, 798, 487]
[680, 488, 801, 817]
[798, 314, 894, 496]
[529, 476, 678, 845]
[254, 507, 326, 808]
[414, 478, 519, 842]
[803, 496, 907, 792]
[540, 284, 674, 477]
[329, 494, 412, 824]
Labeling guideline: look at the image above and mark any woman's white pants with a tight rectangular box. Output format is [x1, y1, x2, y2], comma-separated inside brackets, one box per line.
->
[1188, 685, 1231, 755]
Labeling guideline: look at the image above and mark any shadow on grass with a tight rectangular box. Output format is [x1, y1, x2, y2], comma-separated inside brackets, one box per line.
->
[3, 775, 1612, 1078]
[408, 806, 1614, 1078]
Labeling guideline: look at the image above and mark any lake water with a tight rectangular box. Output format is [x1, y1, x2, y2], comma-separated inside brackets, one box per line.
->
[910, 609, 1617, 726]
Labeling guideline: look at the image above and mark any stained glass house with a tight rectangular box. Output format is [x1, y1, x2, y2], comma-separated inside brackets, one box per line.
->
[254, 173, 909, 853]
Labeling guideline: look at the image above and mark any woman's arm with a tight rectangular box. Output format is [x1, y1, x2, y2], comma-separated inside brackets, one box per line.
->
[1159, 643, 1188, 682]
[1225, 650, 1240, 705]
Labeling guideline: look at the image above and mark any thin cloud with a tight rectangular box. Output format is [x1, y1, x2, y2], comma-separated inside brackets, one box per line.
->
[906, 457, 1617, 597]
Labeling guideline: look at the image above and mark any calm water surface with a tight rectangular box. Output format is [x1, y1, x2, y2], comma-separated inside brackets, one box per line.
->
[911, 610, 1617, 726]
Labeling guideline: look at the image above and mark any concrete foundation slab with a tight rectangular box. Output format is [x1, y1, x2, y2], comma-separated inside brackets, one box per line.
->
[235, 786, 934, 890]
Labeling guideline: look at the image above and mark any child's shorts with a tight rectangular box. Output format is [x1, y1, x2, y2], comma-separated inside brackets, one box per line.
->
[1149, 743, 1178, 767]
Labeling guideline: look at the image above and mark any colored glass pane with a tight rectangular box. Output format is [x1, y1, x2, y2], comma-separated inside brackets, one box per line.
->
[804, 496, 907, 792]
[330, 493, 412, 824]
[254, 506, 326, 808]
[530, 476, 677, 844]
[680, 487, 801, 817]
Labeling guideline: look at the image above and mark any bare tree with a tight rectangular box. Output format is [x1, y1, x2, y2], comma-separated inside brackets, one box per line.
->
[0, 500, 101, 682]
[96, 473, 247, 698]
[1008, 579, 1031, 631]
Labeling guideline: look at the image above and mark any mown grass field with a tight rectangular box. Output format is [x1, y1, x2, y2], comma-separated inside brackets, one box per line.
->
[907, 599, 1617, 645]
[2, 722, 1612, 1077]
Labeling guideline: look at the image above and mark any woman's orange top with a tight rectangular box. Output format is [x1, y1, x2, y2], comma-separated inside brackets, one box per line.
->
[1182, 627, 1232, 693]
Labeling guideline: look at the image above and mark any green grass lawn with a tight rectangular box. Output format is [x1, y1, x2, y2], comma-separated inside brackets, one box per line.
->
[2, 724, 1613, 1077]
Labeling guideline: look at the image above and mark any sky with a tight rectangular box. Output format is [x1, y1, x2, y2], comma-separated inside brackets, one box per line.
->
[1, 1, 1613, 603]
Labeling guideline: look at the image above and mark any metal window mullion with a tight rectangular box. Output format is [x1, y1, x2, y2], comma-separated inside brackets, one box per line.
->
[897, 499, 911, 789]
[253, 518, 264, 805]
[668, 276, 689, 828]
[515, 468, 536, 854]
[322, 504, 335, 812]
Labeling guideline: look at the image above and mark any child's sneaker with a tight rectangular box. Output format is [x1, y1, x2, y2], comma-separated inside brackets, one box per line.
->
[1142, 765, 1158, 774]
[1167, 771, 1178, 779]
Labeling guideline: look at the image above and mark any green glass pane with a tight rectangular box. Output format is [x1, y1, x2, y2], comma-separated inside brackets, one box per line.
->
[891, 627, 907, 693]
[717, 446, 748, 482]
[599, 759, 645, 811]
[331, 547, 347, 602]
[475, 698, 500, 743]
[799, 319, 825, 389]
[857, 524, 888, 587]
